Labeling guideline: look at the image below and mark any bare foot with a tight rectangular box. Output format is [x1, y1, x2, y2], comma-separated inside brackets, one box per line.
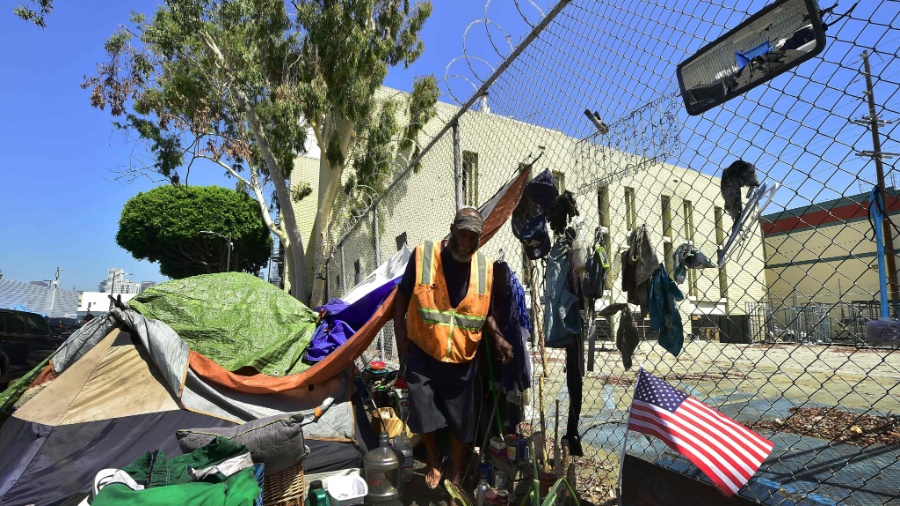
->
[425, 459, 442, 489]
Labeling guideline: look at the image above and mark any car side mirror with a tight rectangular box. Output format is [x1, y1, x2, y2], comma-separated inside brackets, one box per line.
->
[677, 0, 827, 115]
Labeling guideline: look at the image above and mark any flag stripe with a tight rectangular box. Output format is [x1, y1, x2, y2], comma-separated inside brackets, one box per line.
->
[673, 403, 766, 473]
[631, 404, 749, 487]
[625, 370, 776, 497]
[682, 398, 774, 457]
[628, 416, 741, 494]
[677, 400, 772, 464]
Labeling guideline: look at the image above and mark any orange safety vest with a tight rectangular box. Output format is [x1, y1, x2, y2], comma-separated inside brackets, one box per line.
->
[407, 240, 493, 363]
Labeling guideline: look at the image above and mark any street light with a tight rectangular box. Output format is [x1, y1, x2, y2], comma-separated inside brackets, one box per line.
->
[200, 230, 233, 272]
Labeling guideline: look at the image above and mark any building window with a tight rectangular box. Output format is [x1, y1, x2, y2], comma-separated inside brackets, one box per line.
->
[598, 185, 614, 290]
[552, 170, 566, 193]
[395, 232, 407, 252]
[715, 206, 728, 302]
[683, 200, 698, 298]
[661, 195, 673, 275]
[624, 187, 637, 231]
[462, 151, 479, 206]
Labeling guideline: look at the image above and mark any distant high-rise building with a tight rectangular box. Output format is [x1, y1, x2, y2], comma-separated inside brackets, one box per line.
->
[140, 281, 157, 293]
[103, 268, 125, 294]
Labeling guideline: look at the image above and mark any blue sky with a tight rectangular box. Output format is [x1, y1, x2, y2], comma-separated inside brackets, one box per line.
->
[2, 1, 895, 292]
[0, 0, 536, 291]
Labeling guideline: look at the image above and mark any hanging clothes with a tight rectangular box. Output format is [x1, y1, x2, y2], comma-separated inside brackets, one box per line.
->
[583, 243, 609, 299]
[508, 267, 532, 333]
[721, 160, 760, 228]
[616, 307, 640, 370]
[672, 243, 717, 285]
[544, 237, 582, 348]
[564, 340, 584, 456]
[493, 260, 531, 391]
[648, 264, 685, 358]
[622, 225, 659, 317]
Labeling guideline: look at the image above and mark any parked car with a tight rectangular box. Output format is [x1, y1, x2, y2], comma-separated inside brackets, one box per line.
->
[47, 317, 82, 339]
[0, 309, 62, 386]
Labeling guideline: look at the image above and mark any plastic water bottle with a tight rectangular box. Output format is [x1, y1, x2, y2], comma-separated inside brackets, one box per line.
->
[473, 474, 491, 506]
[392, 431, 414, 483]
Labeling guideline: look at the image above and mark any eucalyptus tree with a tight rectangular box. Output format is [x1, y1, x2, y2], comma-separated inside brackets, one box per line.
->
[85, 0, 438, 303]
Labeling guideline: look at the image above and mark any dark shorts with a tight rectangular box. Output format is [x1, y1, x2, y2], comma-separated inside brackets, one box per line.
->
[405, 368, 476, 444]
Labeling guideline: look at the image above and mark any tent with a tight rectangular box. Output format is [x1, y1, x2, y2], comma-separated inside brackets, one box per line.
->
[0, 165, 531, 506]
[0, 277, 374, 505]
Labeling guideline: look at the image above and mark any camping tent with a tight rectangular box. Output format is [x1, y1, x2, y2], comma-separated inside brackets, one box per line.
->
[0, 165, 531, 505]
[0, 289, 372, 505]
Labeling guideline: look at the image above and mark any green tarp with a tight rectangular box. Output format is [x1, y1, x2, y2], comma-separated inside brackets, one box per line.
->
[129, 272, 317, 376]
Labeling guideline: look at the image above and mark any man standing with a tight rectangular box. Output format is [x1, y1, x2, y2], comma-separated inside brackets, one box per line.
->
[393, 207, 514, 490]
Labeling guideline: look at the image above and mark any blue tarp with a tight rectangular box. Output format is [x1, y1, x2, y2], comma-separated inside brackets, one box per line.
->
[6, 304, 46, 317]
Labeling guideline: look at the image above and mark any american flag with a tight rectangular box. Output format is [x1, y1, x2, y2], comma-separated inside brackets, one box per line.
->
[626, 369, 774, 496]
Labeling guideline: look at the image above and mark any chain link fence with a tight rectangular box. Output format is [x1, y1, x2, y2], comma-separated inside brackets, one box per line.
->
[319, 0, 900, 503]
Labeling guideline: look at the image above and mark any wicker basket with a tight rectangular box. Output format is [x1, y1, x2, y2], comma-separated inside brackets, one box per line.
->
[263, 461, 305, 506]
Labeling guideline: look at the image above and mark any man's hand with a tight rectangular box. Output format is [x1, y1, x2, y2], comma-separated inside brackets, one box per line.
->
[484, 315, 513, 365]
[494, 336, 514, 365]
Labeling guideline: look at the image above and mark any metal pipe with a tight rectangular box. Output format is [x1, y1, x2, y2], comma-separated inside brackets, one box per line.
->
[453, 119, 463, 210]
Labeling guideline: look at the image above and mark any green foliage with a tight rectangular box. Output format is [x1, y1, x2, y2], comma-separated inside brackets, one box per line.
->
[13, 0, 52, 28]
[117, 185, 272, 279]
[85, 0, 439, 301]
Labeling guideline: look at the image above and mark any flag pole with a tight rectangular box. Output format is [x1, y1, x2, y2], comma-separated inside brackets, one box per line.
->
[618, 367, 642, 503]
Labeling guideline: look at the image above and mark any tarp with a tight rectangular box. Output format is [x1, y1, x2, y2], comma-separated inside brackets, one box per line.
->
[6, 303, 46, 317]
[129, 273, 317, 376]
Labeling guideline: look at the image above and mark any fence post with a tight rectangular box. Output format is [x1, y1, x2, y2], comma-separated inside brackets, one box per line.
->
[453, 119, 463, 210]
[340, 243, 347, 296]
[373, 206, 385, 361]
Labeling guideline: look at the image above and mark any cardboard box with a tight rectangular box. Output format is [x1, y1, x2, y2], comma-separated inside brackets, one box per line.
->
[372, 407, 413, 439]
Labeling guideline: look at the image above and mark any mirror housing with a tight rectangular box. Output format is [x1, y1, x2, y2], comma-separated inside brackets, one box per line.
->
[677, 0, 827, 116]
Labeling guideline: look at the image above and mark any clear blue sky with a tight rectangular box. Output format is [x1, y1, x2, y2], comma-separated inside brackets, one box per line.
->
[0, 0, 537, 291]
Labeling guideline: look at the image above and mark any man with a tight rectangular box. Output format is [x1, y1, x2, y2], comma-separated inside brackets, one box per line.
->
[393, 207, 514, 490]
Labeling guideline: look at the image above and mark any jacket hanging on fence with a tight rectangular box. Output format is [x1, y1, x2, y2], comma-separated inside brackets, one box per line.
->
[622, 225, 658, 318]
[544, 236, 582, 348]
[649, 264, 685, 358]
[494, 260, 532, 391]
[508, 267, 532, 333]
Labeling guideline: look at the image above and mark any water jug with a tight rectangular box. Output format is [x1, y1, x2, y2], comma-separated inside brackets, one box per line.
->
[304, 479, 330, 506]
[391, 431, 414, 483]
[364, 432, 400, 504]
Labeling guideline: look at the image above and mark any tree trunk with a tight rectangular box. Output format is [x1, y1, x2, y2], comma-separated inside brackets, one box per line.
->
[202, 33, 309, 303]
[308, 115, 355, 307]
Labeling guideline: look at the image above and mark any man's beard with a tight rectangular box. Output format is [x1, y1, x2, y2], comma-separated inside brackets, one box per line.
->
[447, 237, 476, 262]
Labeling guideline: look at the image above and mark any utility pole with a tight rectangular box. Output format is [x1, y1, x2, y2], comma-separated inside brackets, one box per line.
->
[856, 50, 900, 305]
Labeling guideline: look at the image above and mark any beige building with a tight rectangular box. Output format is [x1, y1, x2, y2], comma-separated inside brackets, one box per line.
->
[289, 87, 768, 339]
[761, 187, 900, 308]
